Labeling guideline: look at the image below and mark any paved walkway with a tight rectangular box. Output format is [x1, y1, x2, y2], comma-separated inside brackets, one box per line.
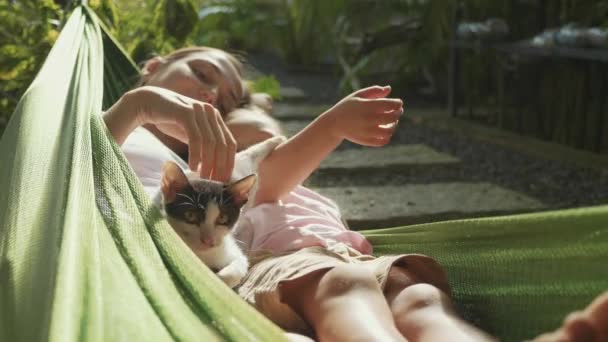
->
[265, 84, 546, 229]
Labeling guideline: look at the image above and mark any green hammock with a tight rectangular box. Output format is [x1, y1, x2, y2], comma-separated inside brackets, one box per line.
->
[0, 6, 606, 342]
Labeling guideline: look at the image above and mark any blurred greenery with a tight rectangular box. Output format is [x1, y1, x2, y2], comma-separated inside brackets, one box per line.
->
[248, 75, 281, 100]
[2, 0, 608, 151]
[0, 0, 62, 136]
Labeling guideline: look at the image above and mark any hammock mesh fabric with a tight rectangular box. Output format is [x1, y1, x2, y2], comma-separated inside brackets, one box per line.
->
[0, 6, 607, 342]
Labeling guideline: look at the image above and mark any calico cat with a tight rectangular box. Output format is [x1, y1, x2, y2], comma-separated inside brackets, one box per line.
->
[158, 136, 285, 288]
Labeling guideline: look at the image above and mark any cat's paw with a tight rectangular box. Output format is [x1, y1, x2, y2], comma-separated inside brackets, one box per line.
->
[217, 268, 246, 288]
[264, 135, 287, 149]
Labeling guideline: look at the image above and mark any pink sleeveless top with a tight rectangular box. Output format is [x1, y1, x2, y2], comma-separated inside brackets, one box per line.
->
[234, 185, 373, 255]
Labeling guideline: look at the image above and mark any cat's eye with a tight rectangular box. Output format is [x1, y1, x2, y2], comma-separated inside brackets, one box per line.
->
[184, 210, 198, 223]
[216, 214, 229, 225]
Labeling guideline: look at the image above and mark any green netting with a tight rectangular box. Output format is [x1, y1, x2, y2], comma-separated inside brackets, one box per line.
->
[0, 7, 284, 342]
[0, 5, 607, 342]
[363, 206, 608, 340]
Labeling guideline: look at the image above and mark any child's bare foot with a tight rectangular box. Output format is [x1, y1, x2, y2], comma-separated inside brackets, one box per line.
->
[532, 291, 608, 342]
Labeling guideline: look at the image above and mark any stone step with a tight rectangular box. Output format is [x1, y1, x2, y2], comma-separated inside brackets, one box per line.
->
[273, 103, 331, 120]
[320, 144, 460, 172]
[312, 183, 545, 230]
[279, 86, 309, 102]
[280, 120, 309, 137]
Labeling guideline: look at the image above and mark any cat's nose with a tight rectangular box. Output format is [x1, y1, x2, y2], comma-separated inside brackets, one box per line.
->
[201, 237, 215, 247]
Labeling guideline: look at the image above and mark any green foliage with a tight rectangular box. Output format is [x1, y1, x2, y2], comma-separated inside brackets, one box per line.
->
[193, 0, 283, 52]
[193, 0, 349, 65]
[247, 75, 281, 100]
[154, 0, 198, 43]
[117, 0, 200, 63]
[89, 0, 119, 31]
[0, 0, 63, 136]
[278, 0, 348, 65]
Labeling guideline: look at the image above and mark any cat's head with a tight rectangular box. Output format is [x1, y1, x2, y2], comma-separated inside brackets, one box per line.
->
[160, 161, 255, 251]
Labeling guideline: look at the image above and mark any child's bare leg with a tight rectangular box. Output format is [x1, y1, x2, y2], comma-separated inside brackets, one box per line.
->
[384, 267, 495, 341]
[532, 290, 608, 342]
[281, 264, 406, 342]
[284, 332, 315, 342]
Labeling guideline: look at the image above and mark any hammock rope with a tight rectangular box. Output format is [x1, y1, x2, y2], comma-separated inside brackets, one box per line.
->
[0, 5, 607, 342]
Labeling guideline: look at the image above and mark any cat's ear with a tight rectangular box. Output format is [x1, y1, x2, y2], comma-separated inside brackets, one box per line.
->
[161, 161, 189, 202]
[226, 174, 257, 207]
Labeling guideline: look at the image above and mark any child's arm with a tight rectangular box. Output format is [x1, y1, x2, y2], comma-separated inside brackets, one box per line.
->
[224, 106, 283, 151]
[254, 85, 403, 205]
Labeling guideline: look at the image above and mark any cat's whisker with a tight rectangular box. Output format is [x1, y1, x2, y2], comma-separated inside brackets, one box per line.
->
[222, 193, 234, 205]
[176, 193, 195, 202]
[176, 202, 196, 208]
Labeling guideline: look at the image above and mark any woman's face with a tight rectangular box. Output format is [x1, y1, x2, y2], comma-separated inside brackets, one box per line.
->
[145, 49, 244, 115]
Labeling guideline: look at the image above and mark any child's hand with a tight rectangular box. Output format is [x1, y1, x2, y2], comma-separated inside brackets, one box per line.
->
[325, 85, 403, 146]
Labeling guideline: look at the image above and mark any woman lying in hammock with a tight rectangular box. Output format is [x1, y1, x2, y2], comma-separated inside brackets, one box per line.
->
[102, 46, 608, 342]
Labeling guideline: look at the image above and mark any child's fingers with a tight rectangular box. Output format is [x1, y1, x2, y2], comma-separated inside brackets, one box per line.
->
[353, 85, 391, 99]
[374, 108, 403, 125]
[364, 98, 403, 112]
[357, 135, 392, 147]
[368, 123, 398, 139]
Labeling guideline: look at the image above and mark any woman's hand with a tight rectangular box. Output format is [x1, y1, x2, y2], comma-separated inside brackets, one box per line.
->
[323, 85, 403, 146]
[103, 86, 236, 182]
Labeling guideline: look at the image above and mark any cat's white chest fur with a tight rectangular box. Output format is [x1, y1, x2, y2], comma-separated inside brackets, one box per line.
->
[195, 236, 249, 288]
[195, 235, 240, 269]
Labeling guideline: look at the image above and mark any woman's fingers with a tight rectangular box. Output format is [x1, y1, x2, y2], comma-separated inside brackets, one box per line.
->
[194, 103, 216, 179]
[208, 108, 228, 181]
[184, 108, 202, 172]
[219, 118, 237, 182]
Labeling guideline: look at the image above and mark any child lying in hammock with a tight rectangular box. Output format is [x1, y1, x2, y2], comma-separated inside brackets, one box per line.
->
[102, 46, 608, 342]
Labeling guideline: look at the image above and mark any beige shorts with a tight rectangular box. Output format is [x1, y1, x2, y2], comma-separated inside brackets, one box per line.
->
[237, 243, 449, 335]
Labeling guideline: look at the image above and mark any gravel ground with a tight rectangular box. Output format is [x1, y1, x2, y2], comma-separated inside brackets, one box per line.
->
[309, 120, 608, 210]
[248, 52, 608, 210]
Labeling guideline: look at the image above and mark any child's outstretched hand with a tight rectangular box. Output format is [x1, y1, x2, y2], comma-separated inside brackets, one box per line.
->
[325, 85, 403, 146]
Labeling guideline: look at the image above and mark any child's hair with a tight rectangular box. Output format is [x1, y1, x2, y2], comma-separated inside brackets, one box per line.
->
[137, 46, 251, 110]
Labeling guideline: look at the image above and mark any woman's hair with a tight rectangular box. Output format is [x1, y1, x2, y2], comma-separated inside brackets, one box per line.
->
[137, 46, 251, 108]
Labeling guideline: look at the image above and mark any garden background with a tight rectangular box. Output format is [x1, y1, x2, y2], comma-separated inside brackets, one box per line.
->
[2, 0, 608, 153]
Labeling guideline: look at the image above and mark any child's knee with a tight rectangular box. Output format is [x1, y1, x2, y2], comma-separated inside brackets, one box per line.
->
[317, 264, 380, 298]
[390, 283, 453, 323]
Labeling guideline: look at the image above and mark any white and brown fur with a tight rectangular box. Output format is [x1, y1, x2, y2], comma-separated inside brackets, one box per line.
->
[156, 136, 285, 287]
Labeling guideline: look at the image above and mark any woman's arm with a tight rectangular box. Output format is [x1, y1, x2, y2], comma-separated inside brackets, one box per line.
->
[102, 86, 237, 182]
[254, 86, 403, 205]
[102, 90, 141, 145]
